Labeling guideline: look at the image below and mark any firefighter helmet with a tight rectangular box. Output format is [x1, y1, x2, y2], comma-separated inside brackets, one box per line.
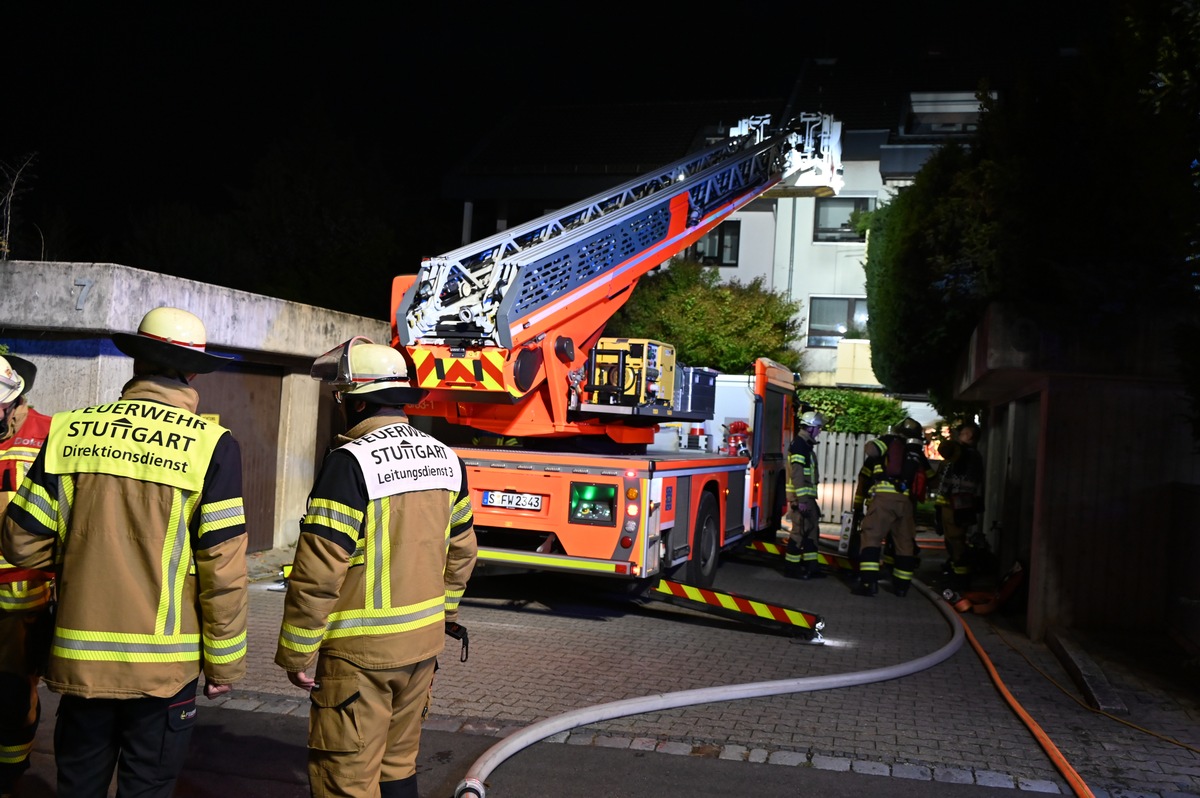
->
[0, 356, 24, 406]
[893, 417, 922, 439]
[112, 307, 233, 374]
[310, 337, 426, 405]
[937, 438, 961, 462]
[4, 354, 36, 396]
[799, 410, 825, 430]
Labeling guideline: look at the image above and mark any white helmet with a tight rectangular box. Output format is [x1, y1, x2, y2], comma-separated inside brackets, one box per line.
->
[799, 410, 825, 430]
[112, 307, 233, 374]
[0, 356, 24, 406]
[311, 337, 425, 405]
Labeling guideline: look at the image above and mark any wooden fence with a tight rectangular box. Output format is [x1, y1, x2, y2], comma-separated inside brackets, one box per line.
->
[814, 432, 872, 523]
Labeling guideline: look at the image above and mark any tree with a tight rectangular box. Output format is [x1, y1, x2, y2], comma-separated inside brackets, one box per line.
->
[864, 6, 1197, 418]
[1128, 0, 1200, 444]
[1, 153, 37, 261]
[861, 142, 997, 413]
[604, 258, 806, 374]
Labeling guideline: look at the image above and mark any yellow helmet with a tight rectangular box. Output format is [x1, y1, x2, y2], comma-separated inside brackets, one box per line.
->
[112, 307, 233, 374]
[311, 337, 425, 405]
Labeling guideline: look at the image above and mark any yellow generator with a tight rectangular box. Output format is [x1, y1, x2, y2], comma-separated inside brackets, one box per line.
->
[588, 338, 676, 408]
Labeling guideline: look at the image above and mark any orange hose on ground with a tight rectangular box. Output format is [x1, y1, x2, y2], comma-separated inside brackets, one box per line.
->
[955, 613, 1095, 798]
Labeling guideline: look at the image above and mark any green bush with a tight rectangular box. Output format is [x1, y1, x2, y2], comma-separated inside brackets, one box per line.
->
[605, 258, 806, 374]
[797, 388, 906, 435]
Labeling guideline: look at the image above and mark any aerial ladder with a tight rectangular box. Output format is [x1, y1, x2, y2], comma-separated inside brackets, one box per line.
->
[391, 113, 843, 444]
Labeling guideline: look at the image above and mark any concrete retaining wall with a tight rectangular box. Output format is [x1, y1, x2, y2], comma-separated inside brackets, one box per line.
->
[0, 260, 392, 549]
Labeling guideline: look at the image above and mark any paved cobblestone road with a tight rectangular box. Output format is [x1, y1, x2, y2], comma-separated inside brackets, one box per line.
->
[231, 545, 1200, 797]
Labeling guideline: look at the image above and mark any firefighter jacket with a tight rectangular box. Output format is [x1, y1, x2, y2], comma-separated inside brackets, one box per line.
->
[275, 408, 477, 674]
[851, 437, 886, 515]
[934, 442, 984, 511]
[855, 434, 936, 503]
[0, 376, 248, 699]
[785, 429, 819, 504]
[0, 402, 53, 613]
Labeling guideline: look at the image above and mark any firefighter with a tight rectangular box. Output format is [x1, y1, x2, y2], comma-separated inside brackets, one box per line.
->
[276, 337, 478, 798]
[851, 416, 935, 597]
[784, 410, 825, 579]
[1, 307, 249, 797]
[933, 421, 984, 591]
[0, 355, 51, 798]
[849, 435, 886, 564]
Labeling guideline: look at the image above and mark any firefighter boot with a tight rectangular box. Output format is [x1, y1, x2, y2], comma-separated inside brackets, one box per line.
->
[950, 571, 972, 593]
[852, 578, 878, 597]
[801, 542, 825, 579]
[892, 554, 917, 598]
[784, 541, 805, 579]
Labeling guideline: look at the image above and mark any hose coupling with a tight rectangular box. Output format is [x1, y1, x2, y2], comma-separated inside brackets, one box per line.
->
[455, 777, 486, 798]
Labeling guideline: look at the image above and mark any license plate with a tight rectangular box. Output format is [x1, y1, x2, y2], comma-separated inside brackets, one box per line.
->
[482, 491, 542, 510]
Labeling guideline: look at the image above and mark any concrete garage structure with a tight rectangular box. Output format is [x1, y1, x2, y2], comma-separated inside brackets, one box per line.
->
[0, 260, 390, 552]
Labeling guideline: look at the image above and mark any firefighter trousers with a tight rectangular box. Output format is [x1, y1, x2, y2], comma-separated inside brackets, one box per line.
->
[55, 678, 198, 798]
[938, 505, 973, 588]
[786, 504, 820, 552]
[308, 654, 435, 798]
[0, 609, 48, 793]
[859, 492, 918, 588]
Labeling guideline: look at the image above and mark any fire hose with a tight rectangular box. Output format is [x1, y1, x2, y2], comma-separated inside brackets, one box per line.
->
[455, 579, 965, 798]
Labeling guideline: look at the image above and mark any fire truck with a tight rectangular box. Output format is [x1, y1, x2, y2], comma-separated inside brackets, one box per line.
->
[389, 113, 843, 593]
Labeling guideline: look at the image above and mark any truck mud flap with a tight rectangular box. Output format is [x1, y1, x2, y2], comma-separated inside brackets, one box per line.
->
[738, 540, 856, 573]
[645, 579, 824, 642]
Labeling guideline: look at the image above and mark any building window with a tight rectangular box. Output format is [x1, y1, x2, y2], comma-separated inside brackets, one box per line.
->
[808, 296, 869, 348]
[814, 197, 873, 243]
[690, 221, 740, 266]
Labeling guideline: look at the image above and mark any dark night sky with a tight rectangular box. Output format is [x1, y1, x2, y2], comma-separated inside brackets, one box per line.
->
[1, 1, 1099, 303]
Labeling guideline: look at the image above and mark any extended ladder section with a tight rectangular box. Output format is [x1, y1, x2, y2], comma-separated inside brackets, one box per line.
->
[391, 114, 842, 438]
[397, 114, 841, 351]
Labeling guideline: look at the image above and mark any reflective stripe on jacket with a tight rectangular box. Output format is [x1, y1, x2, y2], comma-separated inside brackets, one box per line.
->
[0, 405, 53, 610]
[0, 376, 248, 699]
[276, 409, 477, 673]
[860, 435, 936, 500]
[785, 430, 819, 502]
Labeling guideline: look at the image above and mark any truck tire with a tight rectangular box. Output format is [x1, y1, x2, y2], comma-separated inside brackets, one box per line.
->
[685, 492, 719, 588]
